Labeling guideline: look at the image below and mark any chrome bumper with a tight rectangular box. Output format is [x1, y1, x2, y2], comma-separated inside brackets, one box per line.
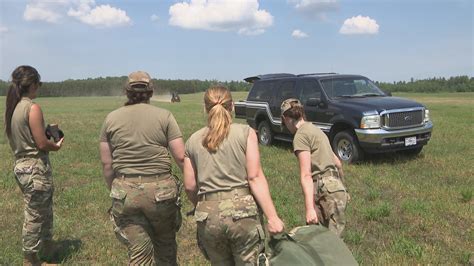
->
[355, 121, 433, 144]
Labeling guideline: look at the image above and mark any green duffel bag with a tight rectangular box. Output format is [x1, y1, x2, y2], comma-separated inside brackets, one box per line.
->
[268, 225, 358, 266]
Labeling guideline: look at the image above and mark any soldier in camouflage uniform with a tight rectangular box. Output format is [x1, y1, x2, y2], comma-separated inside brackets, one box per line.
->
[4, 65, 64, 265]
[99, 71, 185, 265]
[281, 98, 348, 237]
[183, 85, 284, 265]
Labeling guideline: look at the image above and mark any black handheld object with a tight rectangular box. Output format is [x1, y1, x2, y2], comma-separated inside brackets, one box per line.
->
[45, 124, 64, 142]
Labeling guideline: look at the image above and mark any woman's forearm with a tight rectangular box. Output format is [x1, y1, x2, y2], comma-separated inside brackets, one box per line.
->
[248, 173, 279, 220]
[301, 174, 315, 212]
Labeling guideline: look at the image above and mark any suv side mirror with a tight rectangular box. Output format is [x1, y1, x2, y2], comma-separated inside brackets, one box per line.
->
[306, 98, 323, 107]
[382, 90, 392, 96]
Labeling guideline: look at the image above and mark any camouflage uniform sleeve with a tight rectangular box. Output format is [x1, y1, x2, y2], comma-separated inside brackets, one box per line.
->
[166, 112, 183, 142]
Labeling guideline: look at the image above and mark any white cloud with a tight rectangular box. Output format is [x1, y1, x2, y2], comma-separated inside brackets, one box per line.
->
[22, 0, 131, 28]
[289, 0, 339, 20]
[339, 15, 379, 35]
[151, 14, 160, 22]
[169, 0, 273, 35]
[292, 29, 308, 38]
[23, 1, 67, 23]
[68, 1, 131, 28]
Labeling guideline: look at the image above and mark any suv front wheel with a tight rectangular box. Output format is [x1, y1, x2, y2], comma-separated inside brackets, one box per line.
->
[332, 130, 364, 163]
[258, 121, 274, 146]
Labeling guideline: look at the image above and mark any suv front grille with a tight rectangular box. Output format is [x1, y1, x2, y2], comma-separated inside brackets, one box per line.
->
[383, 110, 423, 128]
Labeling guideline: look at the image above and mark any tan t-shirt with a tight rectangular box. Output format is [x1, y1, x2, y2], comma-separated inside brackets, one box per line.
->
[9, 97, 47, 159]
[100, 103, 182, 175]
[185, 123, 250, 195]
[293, 122, 336, 178]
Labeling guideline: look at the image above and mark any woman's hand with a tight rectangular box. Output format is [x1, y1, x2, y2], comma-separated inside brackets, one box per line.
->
[267, 217, 285, 235]
[305, 208, 319, 225]
[53, 137, 64, 151]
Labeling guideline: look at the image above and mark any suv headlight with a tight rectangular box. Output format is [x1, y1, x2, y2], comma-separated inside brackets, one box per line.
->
[361, 115, 381, 129]
[424, 109, 430, 123]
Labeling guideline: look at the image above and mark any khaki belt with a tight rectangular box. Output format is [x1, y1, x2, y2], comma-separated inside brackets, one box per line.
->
[198, 187, 251, 201]
[118, 173, 171, 182]
[314, 169, 339, 180]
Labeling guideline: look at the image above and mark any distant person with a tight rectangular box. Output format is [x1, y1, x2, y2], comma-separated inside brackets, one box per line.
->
[4, 65, 64, 265]
[280, 98, 348, 237]
[99, 71, 185, 265]
[183, 85, 284, 265]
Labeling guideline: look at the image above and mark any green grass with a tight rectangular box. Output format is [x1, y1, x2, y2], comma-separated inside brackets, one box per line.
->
[0, 92, 473, 264]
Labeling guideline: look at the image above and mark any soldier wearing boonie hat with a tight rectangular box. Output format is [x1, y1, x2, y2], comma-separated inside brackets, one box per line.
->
[99, 71, 185, 265]
[280, 98, 349, 237]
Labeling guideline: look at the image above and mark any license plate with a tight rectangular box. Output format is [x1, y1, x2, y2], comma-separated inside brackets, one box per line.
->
[405, 136, 417, 146]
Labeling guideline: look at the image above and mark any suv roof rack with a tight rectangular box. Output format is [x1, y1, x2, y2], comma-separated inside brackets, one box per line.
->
[297, 72, 338, 77]
[244, 73, 296, 83]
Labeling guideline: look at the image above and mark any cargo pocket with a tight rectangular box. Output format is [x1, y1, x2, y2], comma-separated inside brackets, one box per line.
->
[29, 158, 53, 192]
[108, 208, 129, 246]
[194, 210, 209, 223]
[155, 178, 178, 202]
[321, 176, 346, 193]
[110, 182, 127, 215]
[13, 161, 35, 192]
[232, 194, 258, 220]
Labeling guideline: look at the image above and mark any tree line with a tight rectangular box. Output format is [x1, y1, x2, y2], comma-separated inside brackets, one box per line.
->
[0, 75, 472, 97]
[0, 77, 251, 97]
[376, 76, 473, 93]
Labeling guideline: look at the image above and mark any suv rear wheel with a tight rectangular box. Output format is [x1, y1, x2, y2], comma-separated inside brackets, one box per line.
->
[258, 121, 274, 146]
[332, 130, 364, 163]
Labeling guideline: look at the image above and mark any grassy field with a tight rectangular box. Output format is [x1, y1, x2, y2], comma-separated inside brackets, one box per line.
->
[0, 92, 473, 264]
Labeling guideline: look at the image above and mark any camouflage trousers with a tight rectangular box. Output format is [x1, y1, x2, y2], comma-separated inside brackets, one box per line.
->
[109, 175, 182, 265]
[314, 174, 348, 237]
[13, 157, 54, 255]
[194, 189, 265, 266]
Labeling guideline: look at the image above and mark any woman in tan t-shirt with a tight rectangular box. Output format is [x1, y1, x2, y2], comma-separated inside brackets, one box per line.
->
[4, 65, 64, 265]
[184, 85, 284, 265]
[280, 98, 348, 237]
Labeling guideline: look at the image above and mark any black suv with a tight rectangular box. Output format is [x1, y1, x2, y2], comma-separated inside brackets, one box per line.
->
[234, 73, 433, 163]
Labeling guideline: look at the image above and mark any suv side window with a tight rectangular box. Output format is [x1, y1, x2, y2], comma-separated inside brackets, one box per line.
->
[277, 80, 299, 102]
[247, 81, 275, 102]
[298, 79, 321, 104]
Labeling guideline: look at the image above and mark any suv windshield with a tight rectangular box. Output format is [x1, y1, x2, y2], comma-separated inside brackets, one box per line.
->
[321, 77, 386, 99]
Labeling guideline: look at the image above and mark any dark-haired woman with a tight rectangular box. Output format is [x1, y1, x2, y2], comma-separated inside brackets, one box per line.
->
[280, 98, 348, 237]
[183, 85, 284, 265]
[99, 71, 185, 265]
[4, 65, 64, 265]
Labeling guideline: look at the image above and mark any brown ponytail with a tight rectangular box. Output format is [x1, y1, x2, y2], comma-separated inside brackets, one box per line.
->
[4, 66, 40, 137]
[202, 85, 233, 152]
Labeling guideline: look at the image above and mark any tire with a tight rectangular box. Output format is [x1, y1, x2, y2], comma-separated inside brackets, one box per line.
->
[258, 121, 274, 146]
[332, 130, 364, 163]
[399, 146, 423, 156]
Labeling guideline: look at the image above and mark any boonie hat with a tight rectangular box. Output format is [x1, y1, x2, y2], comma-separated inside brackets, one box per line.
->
[127, 71, 152, 91]
[281, 98, 302, 115]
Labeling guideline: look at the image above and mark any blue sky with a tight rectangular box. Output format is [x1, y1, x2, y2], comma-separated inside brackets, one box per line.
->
[0, 0, 472, 82]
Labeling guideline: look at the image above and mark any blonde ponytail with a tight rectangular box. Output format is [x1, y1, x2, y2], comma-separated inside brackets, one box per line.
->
[202, 86, 233, 152]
